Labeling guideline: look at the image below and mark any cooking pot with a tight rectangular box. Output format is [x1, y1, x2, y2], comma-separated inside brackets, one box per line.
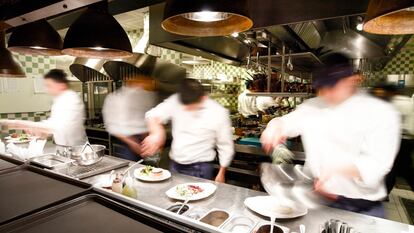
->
[70, 144, 105, 166]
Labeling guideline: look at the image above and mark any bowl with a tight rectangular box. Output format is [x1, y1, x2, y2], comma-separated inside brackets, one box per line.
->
[70, 144, 105, 166]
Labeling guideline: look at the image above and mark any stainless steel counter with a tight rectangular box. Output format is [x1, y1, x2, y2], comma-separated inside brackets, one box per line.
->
[83, 162, 411, 233]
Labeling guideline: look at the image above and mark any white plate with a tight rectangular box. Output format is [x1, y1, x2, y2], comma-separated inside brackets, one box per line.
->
[133, 167, 171, 182]
[5, 135, 33, 144]
[244, 196, 308, 219]
[166, 182, 217, 201]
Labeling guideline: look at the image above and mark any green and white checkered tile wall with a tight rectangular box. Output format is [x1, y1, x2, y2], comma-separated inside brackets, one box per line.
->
[382, 50, 414, 75]
[15, 54, 56, 77]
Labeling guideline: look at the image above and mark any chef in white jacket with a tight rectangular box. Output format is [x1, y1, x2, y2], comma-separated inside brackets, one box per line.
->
[1, 69, 86, 147]
[141, 79, 234, 183]
[261, 54, 401, 218]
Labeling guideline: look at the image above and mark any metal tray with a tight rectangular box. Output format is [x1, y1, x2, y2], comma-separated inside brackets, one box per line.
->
[0, 194, 188, 233]
[0, 154, 23, 172]
[30, 154, 73, 169]
[0, 165, 90, 225]
[54, 156, 129, 179]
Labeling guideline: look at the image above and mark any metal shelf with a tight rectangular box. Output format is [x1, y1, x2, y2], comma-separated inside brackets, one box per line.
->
[247, 92, 312, 97]
[252, 52, 322, 73]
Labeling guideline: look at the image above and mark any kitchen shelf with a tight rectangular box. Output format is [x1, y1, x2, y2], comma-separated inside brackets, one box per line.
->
[247, 92, 312, 97]
[252, 52, 323, 73]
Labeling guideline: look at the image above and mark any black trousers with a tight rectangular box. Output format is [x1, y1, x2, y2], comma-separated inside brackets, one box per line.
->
[386, 138, 414, 192]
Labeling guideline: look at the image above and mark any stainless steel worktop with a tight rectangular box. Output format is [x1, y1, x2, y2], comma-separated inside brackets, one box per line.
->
[83, 162, 411, 233]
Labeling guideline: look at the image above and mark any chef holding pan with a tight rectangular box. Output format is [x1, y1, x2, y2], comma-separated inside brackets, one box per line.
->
[141, 78, 234, 183]
[0, 69, 86, 147]
[261, 53, 401, 218]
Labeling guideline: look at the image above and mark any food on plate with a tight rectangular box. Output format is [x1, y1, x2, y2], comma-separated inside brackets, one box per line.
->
[139, 165, 153, 176]
[176, 184, 204, 197]
[272, 204, 293, 215]
[8, 133, 30, 141]
[139, 165, 164, 178]
[150, 168, 163, 177]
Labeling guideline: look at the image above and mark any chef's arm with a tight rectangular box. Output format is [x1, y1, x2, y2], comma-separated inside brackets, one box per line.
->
[215, 111, 235, 183]
[141, 95, 176, 156]
[0, 120, 52, 136]
[261, 107, 305, 153]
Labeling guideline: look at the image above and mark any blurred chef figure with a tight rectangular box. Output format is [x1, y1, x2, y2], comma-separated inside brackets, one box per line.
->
[102, 75, 156, 161]
[238, 80, 259, 117]
[370, 84, 414, 192]
[142, 79, 234, 183]
[261, 53, 401, 218]
[0, 69, 86, 146]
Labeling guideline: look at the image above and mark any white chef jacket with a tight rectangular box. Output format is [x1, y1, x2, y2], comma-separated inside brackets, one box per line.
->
[103, 86, 156, 136]
[256, 96, 277, 112]
[43, 90, 86, 147]
[146, 94, 234, 167]
[279, 92, 401, 201]
[238, 90, 258, 117]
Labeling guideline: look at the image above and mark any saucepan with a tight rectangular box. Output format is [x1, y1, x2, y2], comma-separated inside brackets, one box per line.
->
[70, 143, 105, 166]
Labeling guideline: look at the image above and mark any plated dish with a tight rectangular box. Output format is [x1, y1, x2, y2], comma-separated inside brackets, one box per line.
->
[244, 196, 308, 219]
[133, 165, 171, 182]
[166, 182, 217, 201]
[5, 133, 33, 144]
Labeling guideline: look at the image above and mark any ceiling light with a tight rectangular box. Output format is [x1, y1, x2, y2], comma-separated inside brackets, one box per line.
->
[161, 0, 253, 37]
[231, 32, 239, 37]
[364, 0, 414, 34]
[8, 20, 62, 56]
[356, 16, 364, 31]
[0, 30, 25, 78]
[62, 1, 132, 59]
[184, 11, 230, 22]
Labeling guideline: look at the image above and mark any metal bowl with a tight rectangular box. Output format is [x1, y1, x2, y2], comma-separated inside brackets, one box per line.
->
[70, 144, 105, 166]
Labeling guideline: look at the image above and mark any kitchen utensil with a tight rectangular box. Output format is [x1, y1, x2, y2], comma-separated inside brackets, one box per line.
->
[122, 159, 143, 176]
[300, 224, 306, 233]
[176, 197, 191, 214]
[167, 203, 190, 215]
[244, 196, 308, 219]
[287, 50, 293, 71]
[166, 182, 217, 201]
[70, 144, 105, 166]
[134, 166, 171, 182]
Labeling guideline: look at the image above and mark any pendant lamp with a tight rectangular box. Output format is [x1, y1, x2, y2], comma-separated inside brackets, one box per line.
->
[0, 30, 26, 78]
[161, 0, 253, 37]
[62, 1, 132, 59]
[364, 0, 414, 34]
[8, 20, 63, 56]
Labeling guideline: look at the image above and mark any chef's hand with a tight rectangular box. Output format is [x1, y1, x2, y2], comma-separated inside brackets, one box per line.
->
[214, 167, 226, 183]
[140, 133, 164, 157]
[314, 171, 338, 201]
[260, 119, 287, 153]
